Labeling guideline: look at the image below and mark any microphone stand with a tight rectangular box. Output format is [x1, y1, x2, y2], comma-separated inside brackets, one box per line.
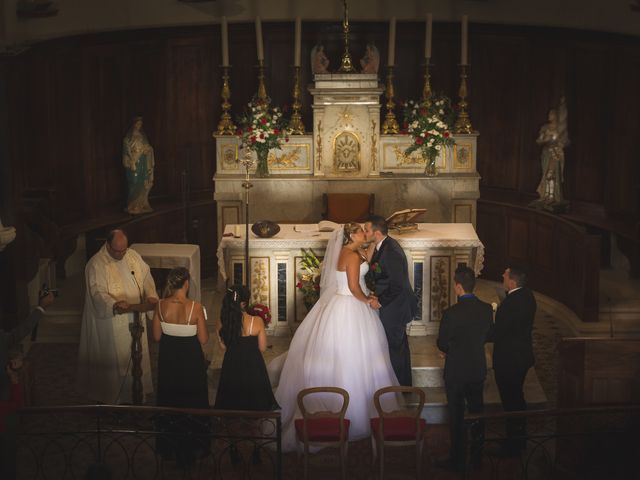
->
[130, 270, 144, 405]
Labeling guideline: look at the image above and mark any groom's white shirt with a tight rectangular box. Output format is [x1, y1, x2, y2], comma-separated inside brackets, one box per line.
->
[375, 235, 388, 252]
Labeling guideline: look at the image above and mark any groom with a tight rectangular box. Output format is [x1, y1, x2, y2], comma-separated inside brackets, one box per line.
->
[364, 215, 418, 386]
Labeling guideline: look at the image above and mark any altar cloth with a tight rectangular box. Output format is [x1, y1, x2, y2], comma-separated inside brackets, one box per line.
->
[217, 223, 484, 282]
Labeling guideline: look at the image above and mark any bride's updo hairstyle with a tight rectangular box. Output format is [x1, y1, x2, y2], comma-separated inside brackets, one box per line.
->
[342, 222, 362, 245]
[220, 285, 250, 347]
[163, 267, 190, 298]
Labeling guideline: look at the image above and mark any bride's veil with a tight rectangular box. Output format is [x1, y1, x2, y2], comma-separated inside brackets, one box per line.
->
[316, 225, 344, 307]
[267, 225, 343, 386]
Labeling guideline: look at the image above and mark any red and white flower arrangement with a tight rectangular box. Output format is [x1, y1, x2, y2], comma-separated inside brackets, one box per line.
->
[402, 95, 456, 174]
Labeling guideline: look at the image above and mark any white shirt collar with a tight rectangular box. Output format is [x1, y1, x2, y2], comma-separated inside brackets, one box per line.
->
[508, 286, 523, 295]
[375, 236, 387, 251]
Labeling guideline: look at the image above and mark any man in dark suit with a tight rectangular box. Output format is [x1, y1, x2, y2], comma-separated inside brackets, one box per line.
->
[364, 215, 418, 386]
[488, 266, 536, 456]
[437, 266, 493, 471]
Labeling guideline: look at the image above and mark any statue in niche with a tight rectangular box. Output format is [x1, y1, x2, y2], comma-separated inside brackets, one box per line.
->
[359, 43, 379, 74]
[311, 44, 330, 74]
[333, 131, 361, 173]
[531, 97, 569, 212]
[123, 116, 155, 215]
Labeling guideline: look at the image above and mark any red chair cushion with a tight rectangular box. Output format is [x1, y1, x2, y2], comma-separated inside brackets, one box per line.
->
[370, 417, 427, 441]
[294, 418, 351, 442]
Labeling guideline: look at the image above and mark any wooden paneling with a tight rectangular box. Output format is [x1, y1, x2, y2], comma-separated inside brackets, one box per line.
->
[473, 34, 527, 190]
[1, 21, 639, 321]
[558, 339, 640, 407]
[478, 199, 600, 322]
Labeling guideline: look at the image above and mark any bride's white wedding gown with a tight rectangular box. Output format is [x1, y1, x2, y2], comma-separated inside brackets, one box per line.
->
[271, 261, 400, 451]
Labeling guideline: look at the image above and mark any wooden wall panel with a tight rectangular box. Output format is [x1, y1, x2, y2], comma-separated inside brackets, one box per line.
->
[478, 199, 600, 322]
[565, 43, 609, 204]
[1, 20, 639, 322]
[473, 34, 526, 190]
[506, 214, 530, 262]
[82, 44, 127, 214]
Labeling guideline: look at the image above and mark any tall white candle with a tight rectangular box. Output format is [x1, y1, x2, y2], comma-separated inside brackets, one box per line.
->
[255, 16, 264, 62]
[425, 13, 432, 59]
[294, 17, 302, 67]
[461, 14, 468, 65]
[221, 16, 229, 67]
[388, 17, 396, 66]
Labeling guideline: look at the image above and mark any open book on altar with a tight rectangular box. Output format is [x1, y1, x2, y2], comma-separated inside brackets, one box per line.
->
[386, 208, 427, 225]
[294, 220, 340, 233]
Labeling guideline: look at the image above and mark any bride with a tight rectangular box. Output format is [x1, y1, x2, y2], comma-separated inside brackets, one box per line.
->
[270, 222, 401, 451]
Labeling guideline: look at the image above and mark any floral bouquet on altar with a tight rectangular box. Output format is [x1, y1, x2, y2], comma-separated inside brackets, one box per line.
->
[402, 94, 456, 175]
[247, 303, 272, 327]
[296, 248, 321, 312]
[236, 97, 289, 177]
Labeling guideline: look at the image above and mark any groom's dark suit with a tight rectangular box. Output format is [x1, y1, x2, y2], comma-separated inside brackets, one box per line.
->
[369, 236, 418, 386]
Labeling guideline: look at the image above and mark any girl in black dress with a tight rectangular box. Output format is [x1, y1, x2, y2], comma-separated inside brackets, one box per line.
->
[214, 285, 278, 410]
[214, 286, 279, 463]
[152, 267, 210, 467]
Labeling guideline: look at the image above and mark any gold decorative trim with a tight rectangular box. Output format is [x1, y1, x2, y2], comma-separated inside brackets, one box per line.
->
[249, 256, 270, 306]
[315, 120, 323, 172]
[385, 144, 447, 170]
[332, 130, 361, 173]
[430, 256, 451, 322]
[454, 143, 473, 170]
[220, 144, 239, 171]
[370, 119, 378, 172]
[267, 144, 310, 170]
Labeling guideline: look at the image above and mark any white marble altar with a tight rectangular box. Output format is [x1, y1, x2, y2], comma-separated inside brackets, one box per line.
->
[130, 243, 202, 302]
[213, 73, 480, 241]
[217, 223, 484, 336]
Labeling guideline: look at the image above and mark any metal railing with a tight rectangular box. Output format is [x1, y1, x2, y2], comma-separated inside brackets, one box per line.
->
[14, 405, 282, 479]
[462, 404, 640, 479]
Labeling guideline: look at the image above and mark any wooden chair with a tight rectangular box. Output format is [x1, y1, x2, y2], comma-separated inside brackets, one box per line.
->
[322, 193, 374, 223]
[370, 386, 427, 479]
[294, 387, 350, 480]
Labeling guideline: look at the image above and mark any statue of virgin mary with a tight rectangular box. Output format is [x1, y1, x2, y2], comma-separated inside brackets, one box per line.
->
[123, 116, 154, 215]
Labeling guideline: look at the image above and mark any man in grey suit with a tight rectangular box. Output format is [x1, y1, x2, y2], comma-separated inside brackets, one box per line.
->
[364, 215, 418, 386]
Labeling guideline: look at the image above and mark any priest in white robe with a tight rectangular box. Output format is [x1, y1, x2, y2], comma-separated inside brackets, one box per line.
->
[76, 229, 158, 404]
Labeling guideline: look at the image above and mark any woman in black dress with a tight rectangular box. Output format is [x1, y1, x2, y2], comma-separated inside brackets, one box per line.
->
[152, 267, 210, 467]
[214, 286, 279, 462]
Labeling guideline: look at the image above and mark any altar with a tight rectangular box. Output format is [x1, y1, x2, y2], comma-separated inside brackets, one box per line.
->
[217, 223, 484, 336]
[213, 73, 480, 241]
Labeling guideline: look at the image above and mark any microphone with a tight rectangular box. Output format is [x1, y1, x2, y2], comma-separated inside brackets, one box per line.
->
[131, 270, 143, 304]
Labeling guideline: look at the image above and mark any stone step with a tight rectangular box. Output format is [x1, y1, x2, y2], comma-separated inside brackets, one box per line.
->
[411, 366, 444, 388]
[410, 369, 549, 424]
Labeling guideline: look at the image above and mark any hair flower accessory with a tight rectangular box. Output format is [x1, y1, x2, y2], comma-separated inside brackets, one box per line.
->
[247, 303, 272, 327]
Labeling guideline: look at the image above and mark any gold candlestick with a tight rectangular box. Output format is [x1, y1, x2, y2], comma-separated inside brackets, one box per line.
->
[454, 64, 473, 134]
[288, 66, 305, 134]
[216, 67, 236, 135]
[338, 0, 356, 72]
[421, 59, 432, 109]
[382, 66, 399, 134]
[257, 60, 269, 103]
